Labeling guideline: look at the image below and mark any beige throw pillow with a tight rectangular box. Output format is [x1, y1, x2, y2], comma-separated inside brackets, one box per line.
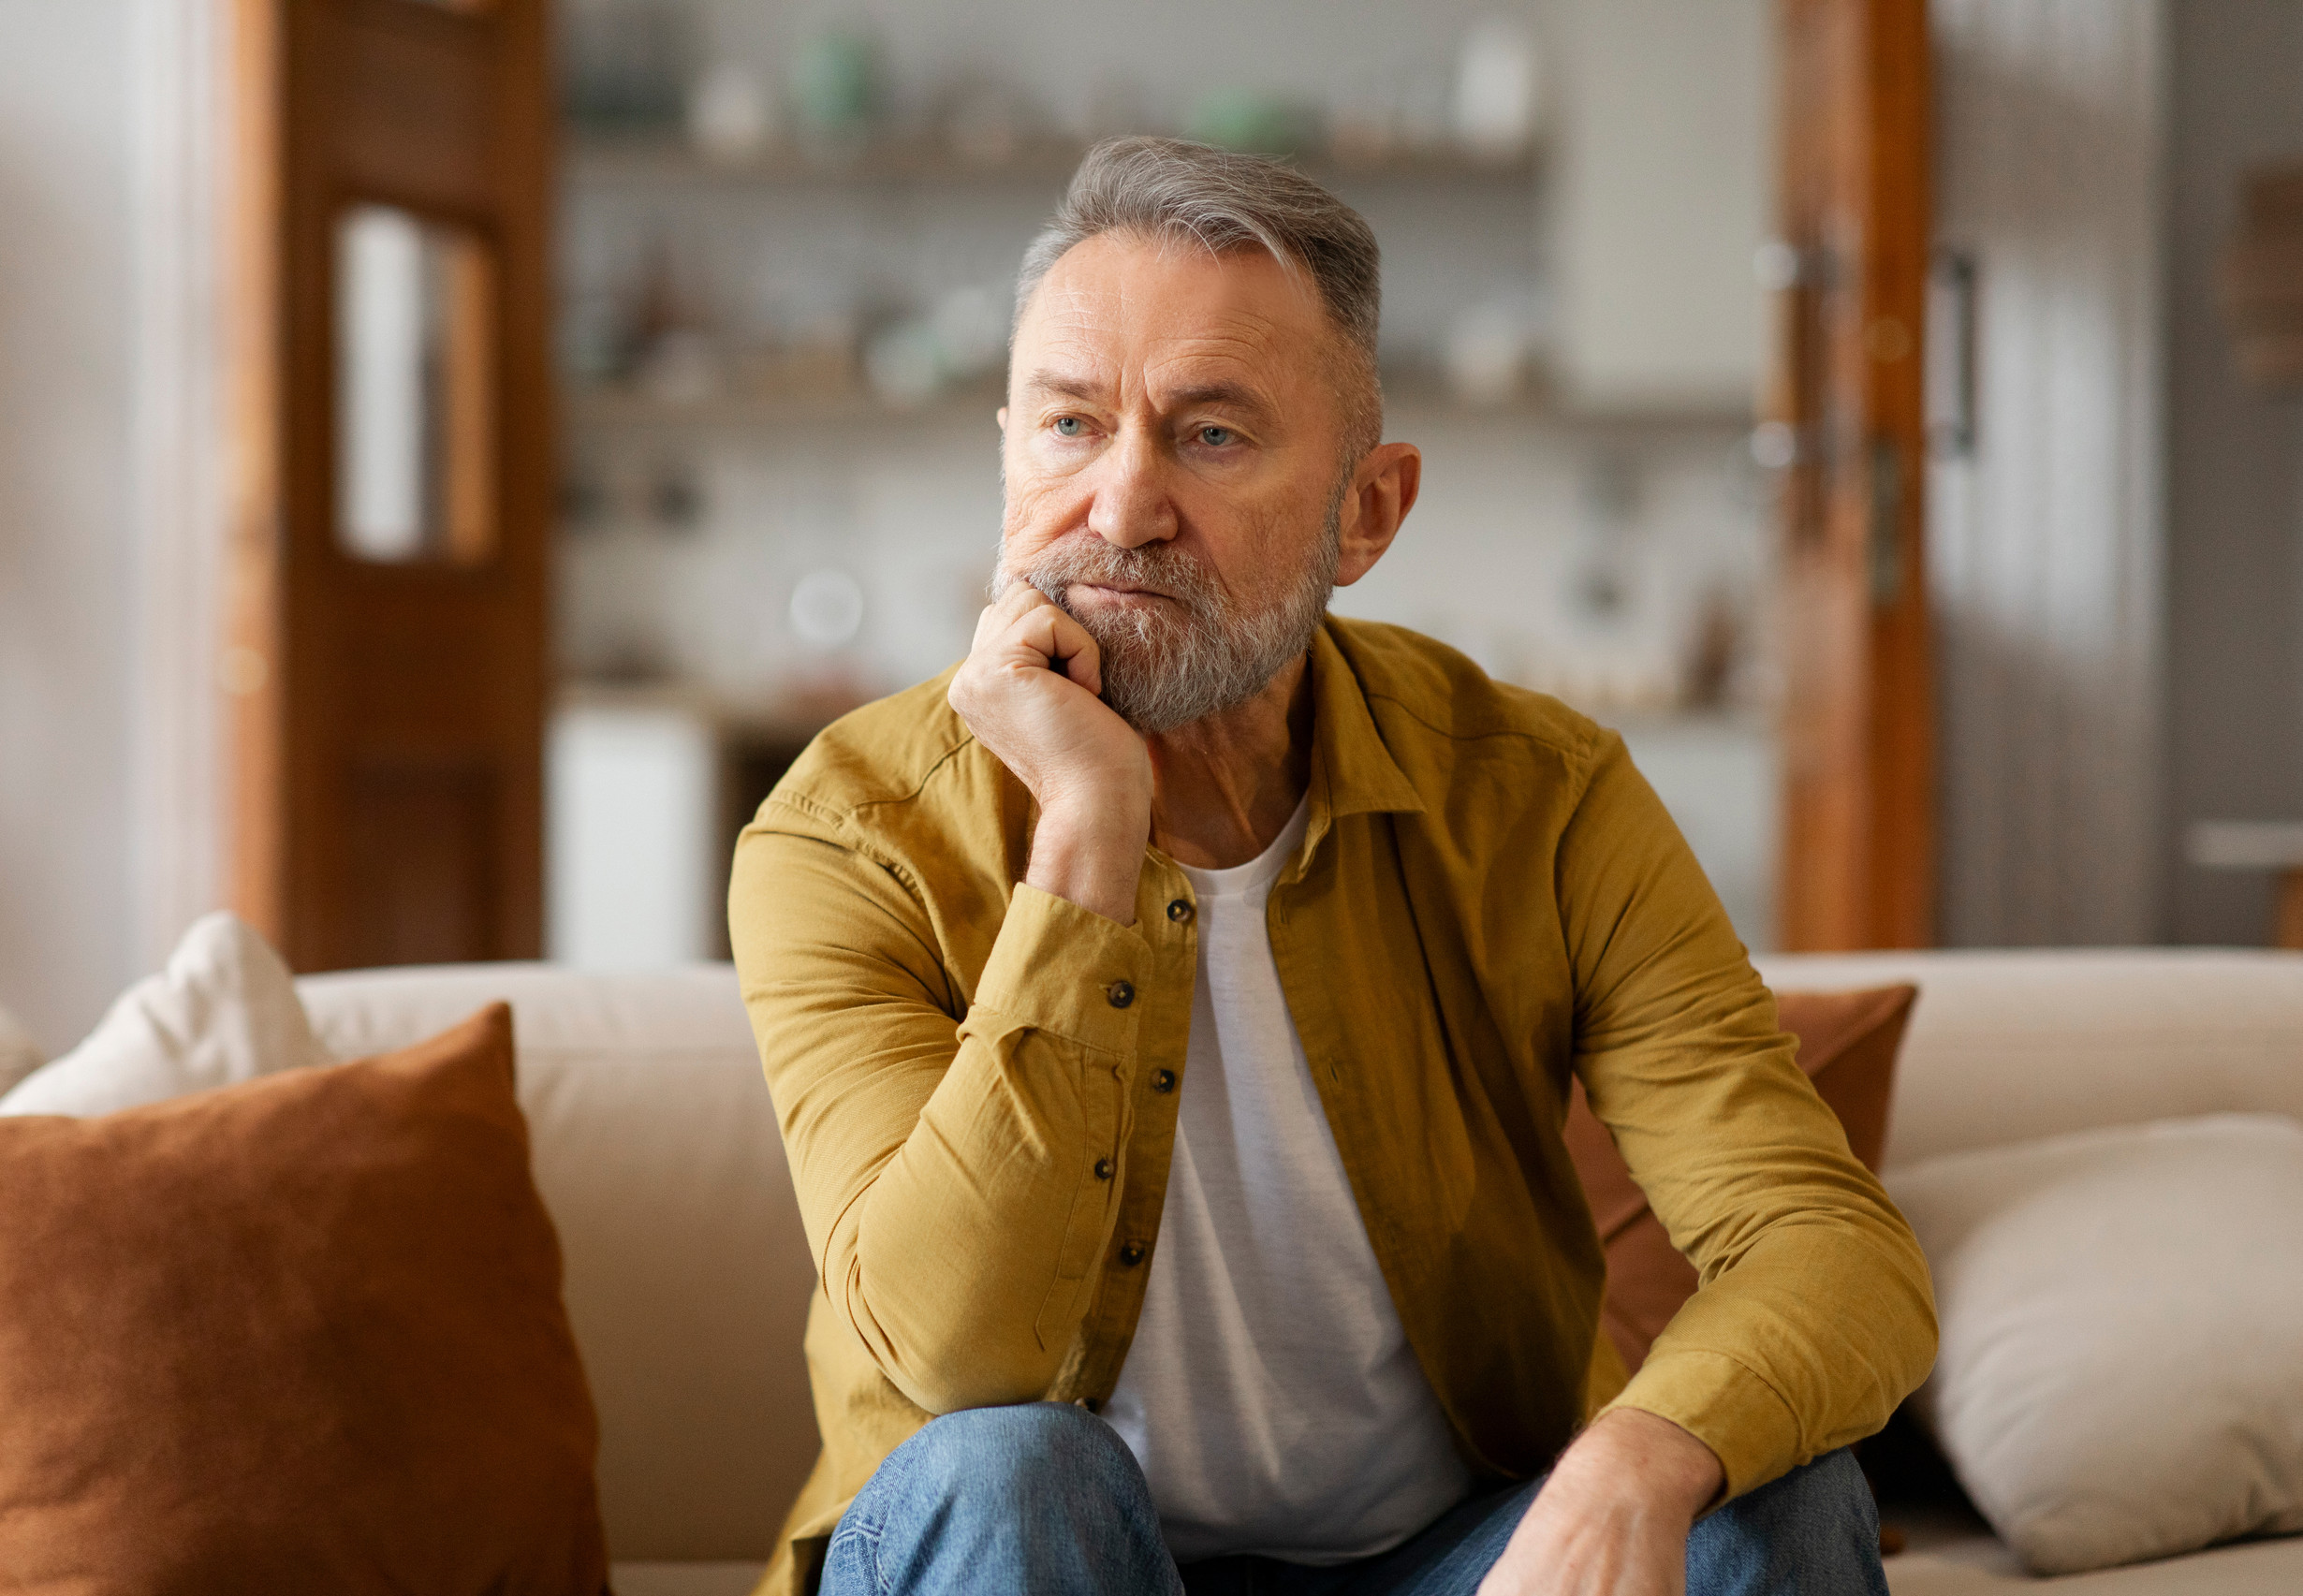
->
[1885, 1114, 2303, 1574]
[0, 912, 327, 1118]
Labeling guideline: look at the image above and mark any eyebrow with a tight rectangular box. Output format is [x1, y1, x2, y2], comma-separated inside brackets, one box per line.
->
[1021, 371, 1277, 424]
[1165, 380, 1276, 423]
[1022, 370, 1108, 405]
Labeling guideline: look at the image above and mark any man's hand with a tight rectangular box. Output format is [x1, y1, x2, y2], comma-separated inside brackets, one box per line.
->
[948, 583, 1152, 925]
[1477, 1409, 1724, 1596]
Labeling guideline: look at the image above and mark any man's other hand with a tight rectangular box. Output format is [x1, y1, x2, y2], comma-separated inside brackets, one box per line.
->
[1477, 1409, 1724, 1596]
[948, 583, 1152, 925]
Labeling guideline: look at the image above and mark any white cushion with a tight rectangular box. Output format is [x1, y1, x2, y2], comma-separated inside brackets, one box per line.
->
[1885, 1114, 2303, 1575]
[0, 1001, 40, 1097]
[0, 912, 326, 1117]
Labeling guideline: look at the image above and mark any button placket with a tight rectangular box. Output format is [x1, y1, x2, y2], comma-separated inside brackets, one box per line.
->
[1077, 862, 1188, 1399]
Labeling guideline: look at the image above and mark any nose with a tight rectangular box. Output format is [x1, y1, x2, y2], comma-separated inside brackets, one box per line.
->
[1084, 428, 1178, 550]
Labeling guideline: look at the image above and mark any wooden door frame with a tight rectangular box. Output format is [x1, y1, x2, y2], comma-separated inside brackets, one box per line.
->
[1773, 0, 1936, 950]
[223, 0, 288, 951]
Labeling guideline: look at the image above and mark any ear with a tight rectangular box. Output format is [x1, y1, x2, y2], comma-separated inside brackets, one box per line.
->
[1334, 443, 1421, 587]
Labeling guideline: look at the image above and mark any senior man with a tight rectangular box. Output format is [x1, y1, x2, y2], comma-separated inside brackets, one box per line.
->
[731, 138, 1935, 1596]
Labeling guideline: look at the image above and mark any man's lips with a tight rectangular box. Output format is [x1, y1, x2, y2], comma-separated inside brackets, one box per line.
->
[1068, 581, 1172, 603]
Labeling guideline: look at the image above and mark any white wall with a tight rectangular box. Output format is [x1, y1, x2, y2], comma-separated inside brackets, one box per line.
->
[1553, 0, 1771, 411]
[0, 0, 141, 1052]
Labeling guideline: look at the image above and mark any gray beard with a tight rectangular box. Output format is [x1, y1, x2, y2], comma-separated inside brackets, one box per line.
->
[991, 504, 1342, 736]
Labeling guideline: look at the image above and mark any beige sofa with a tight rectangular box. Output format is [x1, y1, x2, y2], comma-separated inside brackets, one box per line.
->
[292, 948, 2303, 1595]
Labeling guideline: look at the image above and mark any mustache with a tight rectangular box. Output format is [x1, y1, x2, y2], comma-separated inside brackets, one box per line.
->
[996, 536, 1229, 621]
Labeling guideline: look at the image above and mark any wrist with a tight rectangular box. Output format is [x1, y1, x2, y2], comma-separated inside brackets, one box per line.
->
[1558, 1408, 1724, 1524]
[1028, 798, 1148, 925]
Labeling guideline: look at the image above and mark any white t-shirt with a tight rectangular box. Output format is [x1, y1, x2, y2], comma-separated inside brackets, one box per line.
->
[1101, 797, 1473, 1564]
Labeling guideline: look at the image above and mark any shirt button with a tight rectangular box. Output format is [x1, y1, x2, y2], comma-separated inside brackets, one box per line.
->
[1106, 979, 1135, 1009]
[1093, 1157, 1114, 1180]
[1166, 899, 1194, 924]
[1119, 1241, 1147, 1267]
[1152, 1069, 1177, 1093]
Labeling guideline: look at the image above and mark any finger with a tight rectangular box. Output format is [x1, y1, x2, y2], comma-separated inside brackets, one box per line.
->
[1004, 597, 1104, 698]
[970, 602, 1004, 652]
[971, 581, 1047, 650]
[1005, 597, 1099, 693]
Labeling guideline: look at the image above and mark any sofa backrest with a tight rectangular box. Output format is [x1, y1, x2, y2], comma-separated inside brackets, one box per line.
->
[295, 962, 810, 1565]
[295, 947, 2303, 1562]
[1756, 948, 2303, 1169]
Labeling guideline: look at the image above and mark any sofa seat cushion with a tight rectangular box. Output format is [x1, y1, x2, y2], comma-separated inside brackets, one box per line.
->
[1886, 1530, 2303, 1594]
[0, 1004, 609, 1593]
[1886, 1114, 2303, 1575]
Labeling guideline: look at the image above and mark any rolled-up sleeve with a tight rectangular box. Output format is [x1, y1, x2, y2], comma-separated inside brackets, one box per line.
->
[1558, 735, 1938, 1499]
[729, 798, 1149, 1414]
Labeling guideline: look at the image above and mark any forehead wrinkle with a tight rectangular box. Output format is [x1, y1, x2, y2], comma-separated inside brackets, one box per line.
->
[1021, 251, 1324, 421]
[1034, 286, 1121, 345]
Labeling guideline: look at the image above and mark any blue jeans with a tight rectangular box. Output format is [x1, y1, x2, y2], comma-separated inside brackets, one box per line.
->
[821, 1402, 1888, 1596]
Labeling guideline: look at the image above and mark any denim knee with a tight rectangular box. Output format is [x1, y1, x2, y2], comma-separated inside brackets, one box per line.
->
[829, 1402, 1177, 1596]
[883, 1400, 1147, 1507]
[1687, 1447, 1886, 1596]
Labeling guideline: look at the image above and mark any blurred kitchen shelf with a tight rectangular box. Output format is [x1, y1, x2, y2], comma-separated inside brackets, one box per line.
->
[564, 132, 1541, 190]
[563, 378, 1007, 435]
[561, 373, 1751, 438]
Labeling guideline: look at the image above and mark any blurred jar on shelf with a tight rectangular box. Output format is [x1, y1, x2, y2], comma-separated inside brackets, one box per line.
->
[687, 63, 778, 166]
[788, 29, 881, 157]
[1452, 17, 1543, 160]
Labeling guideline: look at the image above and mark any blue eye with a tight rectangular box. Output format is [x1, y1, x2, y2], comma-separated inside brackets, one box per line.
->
[1053, 416, 1083, 437]
[1198, 426, 1236, 447]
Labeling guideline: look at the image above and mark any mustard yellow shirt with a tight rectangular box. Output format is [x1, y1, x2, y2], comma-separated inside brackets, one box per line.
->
[729, 618, 1936, 1594]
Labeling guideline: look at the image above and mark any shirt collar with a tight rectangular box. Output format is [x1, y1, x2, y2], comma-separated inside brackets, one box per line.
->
[1301, 621, 1426, 860]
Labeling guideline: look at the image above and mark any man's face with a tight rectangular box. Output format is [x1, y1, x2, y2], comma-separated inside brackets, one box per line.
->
[994, 232, 1355, 734]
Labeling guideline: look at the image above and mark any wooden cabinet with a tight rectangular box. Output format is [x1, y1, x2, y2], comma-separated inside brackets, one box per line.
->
[225, 0, 554, 971]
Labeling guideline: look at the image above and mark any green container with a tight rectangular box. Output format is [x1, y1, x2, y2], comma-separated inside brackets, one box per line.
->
[1184, 89, 1319, 156]
[789, 31, 879, 142]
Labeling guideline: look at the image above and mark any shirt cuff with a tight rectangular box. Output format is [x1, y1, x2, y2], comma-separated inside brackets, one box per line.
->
[970, 884, 1152, 1058]
[1599, 1347, 1803, 1502]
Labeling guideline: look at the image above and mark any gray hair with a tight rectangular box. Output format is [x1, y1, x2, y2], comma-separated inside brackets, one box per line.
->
[1013, 137, 1384, 462]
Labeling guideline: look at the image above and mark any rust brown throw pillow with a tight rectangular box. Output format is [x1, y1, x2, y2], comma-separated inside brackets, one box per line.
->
[0, 1003, 609, 1595]
[1565, 984, 1919, 1373]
